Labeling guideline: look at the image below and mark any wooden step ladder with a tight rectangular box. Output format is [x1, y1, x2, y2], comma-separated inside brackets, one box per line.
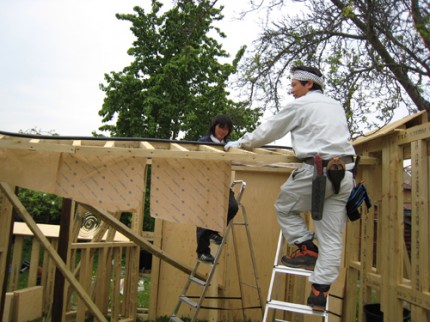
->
[263, 230, 329, 322]
[170, 180, 264, 322]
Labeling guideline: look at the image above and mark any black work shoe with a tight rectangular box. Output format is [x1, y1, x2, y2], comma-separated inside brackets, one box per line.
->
[198, 253, 215, 264]
[307, 284, 330, 311]
[281, 240, 318, 271]
[209, 233, 223, 245]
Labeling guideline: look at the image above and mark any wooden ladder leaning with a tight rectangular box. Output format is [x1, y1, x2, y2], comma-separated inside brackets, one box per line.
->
[263, 230, 329, 322]
[170, 180, 264, 322]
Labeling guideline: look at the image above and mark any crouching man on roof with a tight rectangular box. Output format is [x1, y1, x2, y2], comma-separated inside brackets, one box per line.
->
[225, 65, 356, 311]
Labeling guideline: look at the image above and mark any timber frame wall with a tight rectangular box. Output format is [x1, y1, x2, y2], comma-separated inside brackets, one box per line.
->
[0, 110, 429, 322]
[342, 110, 430, 322]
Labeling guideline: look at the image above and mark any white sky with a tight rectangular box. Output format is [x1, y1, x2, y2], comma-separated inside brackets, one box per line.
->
[0, 0, 410, 147]
[0, 0, 260, 137]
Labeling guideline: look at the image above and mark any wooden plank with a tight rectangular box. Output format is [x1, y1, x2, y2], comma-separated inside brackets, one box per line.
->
[71, 241, 135, 249]
[9, 236, 23, 292]
[411, 140, 429, 293]
[0, 183, 108, 322]
[94, 247, 109, 317]
[104, 141, 116, 148]
[53, 198, 73, 322]
[0, 187, 14, 305]
[2, 292, 13, 322]
[82, 204, 201, 279]
[397, 121, 430, 145]
[140, 141, 155, 150]
[111, 247, 122, 322]
[0, 135, 298, 164]
[382, 136, 404, 321]
[13, 286, 43, 322]
[397, 284, 430, 308]
[13, 222, 60, 238]
[198, 144, 223, 153]
[148, 219, 163, 321]
[77, 248, 91, 321]
[44, 239, 57, 313]
[352, 110, 426, 145]
[170, 143, 189, 151]
[28, 239, 41, 287]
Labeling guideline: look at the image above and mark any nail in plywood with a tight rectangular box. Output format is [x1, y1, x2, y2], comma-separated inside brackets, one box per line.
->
[150, 158, 231, 232]
[13, 286, 43, 322]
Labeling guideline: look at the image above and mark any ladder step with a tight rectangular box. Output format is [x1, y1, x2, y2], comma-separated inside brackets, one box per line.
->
[189, 276, 207, 286]
[274, 265, 313, 277]
[179, 296, 198, 308]
[266, 300, 328, 317]
[169, 316, 183, 322]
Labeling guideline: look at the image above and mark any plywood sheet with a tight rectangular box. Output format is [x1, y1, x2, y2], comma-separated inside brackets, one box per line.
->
[0, 149, 146, 212]
[150, 158, 231, 232]
[14, 286, 43, 322]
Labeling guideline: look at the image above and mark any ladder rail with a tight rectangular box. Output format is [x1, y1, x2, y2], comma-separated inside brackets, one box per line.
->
[238, 198, 264, 318]
[231, 179, 264, 321]
[263, 230, 284, 321]
[191, 223, 233, 321]
[170, 180, 263, 322]
[263, 230, 329, 322]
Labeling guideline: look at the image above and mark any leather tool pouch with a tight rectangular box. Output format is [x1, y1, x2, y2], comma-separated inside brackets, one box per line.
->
[327, 157, 346, 194]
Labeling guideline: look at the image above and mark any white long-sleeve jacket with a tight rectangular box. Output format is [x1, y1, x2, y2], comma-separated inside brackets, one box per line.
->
[238, 91, 356, 160]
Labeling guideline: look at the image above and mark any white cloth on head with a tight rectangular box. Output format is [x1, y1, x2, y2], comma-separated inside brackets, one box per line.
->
[292, 70, 325, 89]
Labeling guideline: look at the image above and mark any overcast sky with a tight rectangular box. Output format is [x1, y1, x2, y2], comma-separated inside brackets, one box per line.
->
[0, 0, 259, 137]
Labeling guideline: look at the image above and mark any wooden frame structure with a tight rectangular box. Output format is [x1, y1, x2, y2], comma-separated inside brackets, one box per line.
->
[0, 110, 429, 321]
[0, 133, 299, 321]
[341, 110, 430, 322]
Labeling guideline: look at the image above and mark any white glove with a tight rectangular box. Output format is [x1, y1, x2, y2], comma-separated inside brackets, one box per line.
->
[224, 141, 240, 151]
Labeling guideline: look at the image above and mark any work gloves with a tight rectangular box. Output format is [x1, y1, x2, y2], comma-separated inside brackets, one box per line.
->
[224, 141, 240, 151]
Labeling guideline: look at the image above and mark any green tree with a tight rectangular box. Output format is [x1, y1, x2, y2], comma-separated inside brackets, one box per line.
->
[17, 189, 62, 225]
[98, 0, 260, 140]
[239, 0, 430, 137]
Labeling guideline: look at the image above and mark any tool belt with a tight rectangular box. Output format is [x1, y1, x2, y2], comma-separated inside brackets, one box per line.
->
[302, 155, 354, 166]
[306, 155, 354, 194]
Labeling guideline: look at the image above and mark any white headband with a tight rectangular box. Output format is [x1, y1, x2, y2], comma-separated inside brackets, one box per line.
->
[292, 70, 325, 89]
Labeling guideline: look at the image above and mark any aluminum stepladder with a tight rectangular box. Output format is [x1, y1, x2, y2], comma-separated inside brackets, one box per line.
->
[170, 180, 264, 322]
[263, 230, 329, 322]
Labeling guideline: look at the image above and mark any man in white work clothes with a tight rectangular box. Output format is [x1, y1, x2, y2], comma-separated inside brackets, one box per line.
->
[225, 65, 355, 311]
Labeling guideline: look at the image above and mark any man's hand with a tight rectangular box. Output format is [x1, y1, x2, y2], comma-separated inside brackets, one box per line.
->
[224, 141, 240, 151]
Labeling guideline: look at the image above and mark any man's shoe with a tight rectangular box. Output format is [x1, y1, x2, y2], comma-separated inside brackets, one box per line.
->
[198, 253, 215, 264]
[280, 240, 318, 271]
[307, 284, 330, 311]
[209, 232, 223, 245]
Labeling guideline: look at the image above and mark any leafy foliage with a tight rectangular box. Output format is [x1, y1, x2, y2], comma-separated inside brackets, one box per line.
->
[98, 0, 261, 140]
[17, 188, 62, 225]
[239, 0, 430, 137]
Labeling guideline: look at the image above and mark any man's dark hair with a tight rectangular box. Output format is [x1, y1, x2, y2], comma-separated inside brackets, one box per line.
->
[291, 65, 324, 92]
[208, 115, 233, 138]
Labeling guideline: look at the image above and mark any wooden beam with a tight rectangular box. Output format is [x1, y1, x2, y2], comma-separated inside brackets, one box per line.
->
[198, 144, 223, 153]
[140, 141, 155, 150]
[81, 204, 203, 279]
[104, 141, 115, 148]
[52, 198, 73, 322]
[0, 183, 107, 322]
[170, 143, 189, 151]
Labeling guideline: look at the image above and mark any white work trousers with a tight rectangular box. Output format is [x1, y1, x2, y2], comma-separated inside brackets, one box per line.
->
[274, 163, 354, 285]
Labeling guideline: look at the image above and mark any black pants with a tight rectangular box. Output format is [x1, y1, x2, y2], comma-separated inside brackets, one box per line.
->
[196, 189, 239, 255]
